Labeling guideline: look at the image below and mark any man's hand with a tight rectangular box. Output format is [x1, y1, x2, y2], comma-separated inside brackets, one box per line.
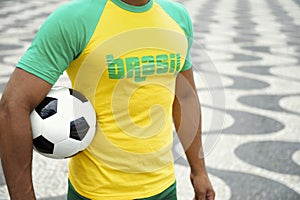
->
[190, 171, 215, 200]
[172, 68, 215, 200]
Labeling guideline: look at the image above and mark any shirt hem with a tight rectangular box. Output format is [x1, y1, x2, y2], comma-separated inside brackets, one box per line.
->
[68, 173, 176, 199]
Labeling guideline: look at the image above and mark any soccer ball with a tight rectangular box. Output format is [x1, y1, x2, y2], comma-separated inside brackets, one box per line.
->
[30, 86, 97, 159]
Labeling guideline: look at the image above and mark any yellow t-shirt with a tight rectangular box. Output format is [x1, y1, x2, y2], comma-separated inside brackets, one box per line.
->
[17, 0, 193, 199]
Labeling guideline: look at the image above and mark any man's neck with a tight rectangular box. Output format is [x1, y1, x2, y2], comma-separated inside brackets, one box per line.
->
[121, 0, 150, 6]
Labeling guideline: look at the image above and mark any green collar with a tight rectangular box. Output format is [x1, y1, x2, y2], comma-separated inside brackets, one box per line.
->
[111, 0, 153, 13]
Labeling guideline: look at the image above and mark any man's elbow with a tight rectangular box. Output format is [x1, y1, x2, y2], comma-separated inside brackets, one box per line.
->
[0, 97, 24, 126]
[176, 90, 200, 106]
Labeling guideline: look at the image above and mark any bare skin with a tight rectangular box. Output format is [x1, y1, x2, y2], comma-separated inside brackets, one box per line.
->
[0, 68, 52, 200]
[173, 68, 215, 200]
[121, 0, 150, 6]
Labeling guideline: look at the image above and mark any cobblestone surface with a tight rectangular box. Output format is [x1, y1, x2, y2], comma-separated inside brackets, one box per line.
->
[0, 0, 300, 199]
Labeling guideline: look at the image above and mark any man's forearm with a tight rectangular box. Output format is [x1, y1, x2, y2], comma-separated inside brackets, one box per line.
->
[183, 127, 207, 175]
[0, 102, 35, 200]
[173, 91, 207, 175]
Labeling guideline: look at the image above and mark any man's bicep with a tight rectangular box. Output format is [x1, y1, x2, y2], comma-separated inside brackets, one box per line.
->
[2, 68, 52, 111]
[175, 68, 197, 100]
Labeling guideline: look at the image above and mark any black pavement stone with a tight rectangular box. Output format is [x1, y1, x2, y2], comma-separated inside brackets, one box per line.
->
[266, 0, 300, 54]
[38, 195, 67, 200]
[287, 40, 300, 46]
[194, 72, 270, 91]
[238, 94, 285, 112]
[237, 32, 260, 38]
[208, 168, 300, 200]
[0, 44, 23, 51]
[234, 0, 259, 40]
[241, 45, 271, 53]
[235, 141, 300, 175]
[238, 65, 273, 76]
[231, 53, 262, 62]
[20, 37, 36, 42]
[233, 23, 257, 30]
[232, 37, 255, 43]
[220, 109, 285, 135]
[0, 163, 5, 186]
[237, 94, 300, 116]
[194, 26, 211, 33]
[173, 150, 189, 167]
[280, 26, 300, 36]
[0, 55, 6, 63]
[0, 83, 7, 93]
[294, 0, 300, 6]
[193, 0, 221, 34]
[0, 5, 46, 18]
[226, 75, 269, 90]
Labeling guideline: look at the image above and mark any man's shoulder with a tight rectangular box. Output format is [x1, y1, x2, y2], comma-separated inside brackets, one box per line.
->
[154, 0, 193, 35]
[155, 0, 188, 13]
[51, 0, 107, 20]
[154, 0, 191, 26]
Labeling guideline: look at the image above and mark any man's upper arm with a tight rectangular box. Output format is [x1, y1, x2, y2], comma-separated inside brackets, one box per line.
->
[175, 68, 197, 100]
[1, 68, 52, 111]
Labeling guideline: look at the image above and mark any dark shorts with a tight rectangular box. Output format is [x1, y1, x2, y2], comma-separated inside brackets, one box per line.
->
[67, 180, 177, 200]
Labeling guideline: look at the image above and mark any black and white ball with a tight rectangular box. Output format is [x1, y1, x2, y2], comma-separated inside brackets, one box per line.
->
[30, 86, 96, 159]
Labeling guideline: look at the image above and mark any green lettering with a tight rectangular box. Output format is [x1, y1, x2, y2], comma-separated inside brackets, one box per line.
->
[106, 53, 182, 81]
[156, 54, 169, 74]
[142, 56, 155, 76]
[169, 53, 176, 73]
[126, 57, 146, 82]
[106, 54, 124, 79]
[174, 53, 181, 75]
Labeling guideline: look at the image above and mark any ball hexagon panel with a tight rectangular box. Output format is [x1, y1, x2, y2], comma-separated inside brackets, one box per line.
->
[35, 97, 58, 119]
[70, 117, 90, 141]
[40, 112, 71, 144]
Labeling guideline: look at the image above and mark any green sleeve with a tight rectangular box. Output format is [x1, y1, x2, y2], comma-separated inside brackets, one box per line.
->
[16, 0, 106, 85]
[155, 0, 194, 72]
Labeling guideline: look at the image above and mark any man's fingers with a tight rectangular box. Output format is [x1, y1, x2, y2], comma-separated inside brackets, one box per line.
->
[206, 188, 216, 200]
[190, 172, 215, 200]
[195, 190, 206, 200]
[194, 189, 215, 200]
